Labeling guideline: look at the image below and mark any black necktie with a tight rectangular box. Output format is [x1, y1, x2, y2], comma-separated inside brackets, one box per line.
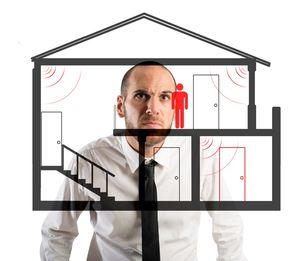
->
[141, 160, 160, 261]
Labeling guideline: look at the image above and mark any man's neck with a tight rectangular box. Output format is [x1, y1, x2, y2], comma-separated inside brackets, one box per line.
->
[126, 136, 164, 158]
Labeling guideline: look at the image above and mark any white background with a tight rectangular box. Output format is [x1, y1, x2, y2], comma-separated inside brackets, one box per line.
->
[1, 0, 298, 260]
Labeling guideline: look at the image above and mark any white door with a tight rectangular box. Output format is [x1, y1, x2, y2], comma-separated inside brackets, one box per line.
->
[42, 112, 62, 166]
[193, 75, 219, 129]
[155, 147, 180, 201]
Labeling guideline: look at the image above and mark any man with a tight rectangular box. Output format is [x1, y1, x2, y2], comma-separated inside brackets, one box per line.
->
[40, 62, 247, 260]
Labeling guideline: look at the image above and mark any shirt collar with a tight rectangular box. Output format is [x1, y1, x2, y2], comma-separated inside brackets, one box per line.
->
[152, 137, 172, 169]
[121, 136, 172, 174]
[121, 136, 139, 174]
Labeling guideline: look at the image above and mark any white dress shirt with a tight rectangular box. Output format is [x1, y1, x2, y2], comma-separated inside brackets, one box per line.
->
[40, 135, 247, 261]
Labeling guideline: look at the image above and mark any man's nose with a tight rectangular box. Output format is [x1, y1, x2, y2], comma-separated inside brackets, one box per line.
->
[146, 97, 160, 115]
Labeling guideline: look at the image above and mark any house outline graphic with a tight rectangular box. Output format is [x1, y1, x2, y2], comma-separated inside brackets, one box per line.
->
[32, 13, 280, 211]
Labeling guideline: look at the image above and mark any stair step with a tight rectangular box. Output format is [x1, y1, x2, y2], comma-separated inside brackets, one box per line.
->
[58, 168, 115, 202]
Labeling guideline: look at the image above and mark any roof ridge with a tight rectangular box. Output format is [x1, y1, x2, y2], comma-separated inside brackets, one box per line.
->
[31, 13, 270, 66]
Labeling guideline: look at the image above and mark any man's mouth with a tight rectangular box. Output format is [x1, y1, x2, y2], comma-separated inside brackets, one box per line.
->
[141, 120, 163, 128]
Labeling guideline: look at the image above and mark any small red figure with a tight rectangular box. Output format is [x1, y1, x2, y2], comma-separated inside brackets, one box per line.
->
[172, 83, 188, 128]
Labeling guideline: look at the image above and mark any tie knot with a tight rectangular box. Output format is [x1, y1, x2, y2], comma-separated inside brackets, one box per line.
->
[145, 159, 157, 167]
[144, 159, 157, 179]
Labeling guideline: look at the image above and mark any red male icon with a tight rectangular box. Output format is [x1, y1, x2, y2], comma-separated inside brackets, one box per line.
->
[172, 83, 188, 128]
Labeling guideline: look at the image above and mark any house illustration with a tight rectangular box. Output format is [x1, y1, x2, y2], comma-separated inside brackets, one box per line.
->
[32, 13, 280, 211]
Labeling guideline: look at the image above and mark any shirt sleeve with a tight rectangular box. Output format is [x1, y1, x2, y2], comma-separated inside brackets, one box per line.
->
[200, 155, 248, 261]
[40, 152, 94, 260]
[40, 206, 82, 260]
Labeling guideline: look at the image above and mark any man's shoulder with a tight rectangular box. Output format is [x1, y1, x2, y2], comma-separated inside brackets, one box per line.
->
[78, 135, 122, 156]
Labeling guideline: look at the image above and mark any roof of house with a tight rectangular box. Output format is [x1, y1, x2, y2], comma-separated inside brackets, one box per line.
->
[31, 13, 270, 66]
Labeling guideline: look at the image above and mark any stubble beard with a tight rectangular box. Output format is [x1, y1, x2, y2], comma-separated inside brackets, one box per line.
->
[124, 110, 171, 149]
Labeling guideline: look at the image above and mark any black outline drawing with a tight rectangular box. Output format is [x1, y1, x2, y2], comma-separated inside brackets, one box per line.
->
[32, 13, 280, 211]
[153, 146, 181, 201]
[193, 74, 220, 129]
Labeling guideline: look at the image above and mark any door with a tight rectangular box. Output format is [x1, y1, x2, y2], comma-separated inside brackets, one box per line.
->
[193, 75, 219, 129]
[218, 147, 246, 201]
[42, 111, 62, 166]
[154, 147, 180, 201]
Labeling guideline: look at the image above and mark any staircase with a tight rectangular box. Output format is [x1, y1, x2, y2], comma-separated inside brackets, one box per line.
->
[42, 144, 116, 202]
[61, 169, 115, 202]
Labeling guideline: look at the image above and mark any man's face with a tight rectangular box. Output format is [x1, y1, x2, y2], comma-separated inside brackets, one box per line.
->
[117, 65, 176, 147]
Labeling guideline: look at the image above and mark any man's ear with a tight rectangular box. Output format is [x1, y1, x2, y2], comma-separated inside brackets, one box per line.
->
[117, 95, 125, 118]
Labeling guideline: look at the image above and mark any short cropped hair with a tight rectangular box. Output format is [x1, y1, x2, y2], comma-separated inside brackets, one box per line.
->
[120, 61, 176, 97]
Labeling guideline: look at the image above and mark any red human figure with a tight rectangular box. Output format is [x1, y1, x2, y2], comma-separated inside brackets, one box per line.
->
[172, 83, 188, 128]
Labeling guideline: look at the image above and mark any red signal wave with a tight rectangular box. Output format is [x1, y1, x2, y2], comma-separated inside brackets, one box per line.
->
[47, 71, 81, 104]
[45, 68, 66, 88]
[226, 67, 247, 88]
[209, 73, 245, 104]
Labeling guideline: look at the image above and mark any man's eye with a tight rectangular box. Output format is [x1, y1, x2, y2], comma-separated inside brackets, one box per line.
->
[161, 95, 170, 101]
[134, 93, 148, 100]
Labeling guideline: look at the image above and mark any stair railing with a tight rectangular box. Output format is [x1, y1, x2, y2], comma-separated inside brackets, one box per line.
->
[62, 144, 115, 194]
